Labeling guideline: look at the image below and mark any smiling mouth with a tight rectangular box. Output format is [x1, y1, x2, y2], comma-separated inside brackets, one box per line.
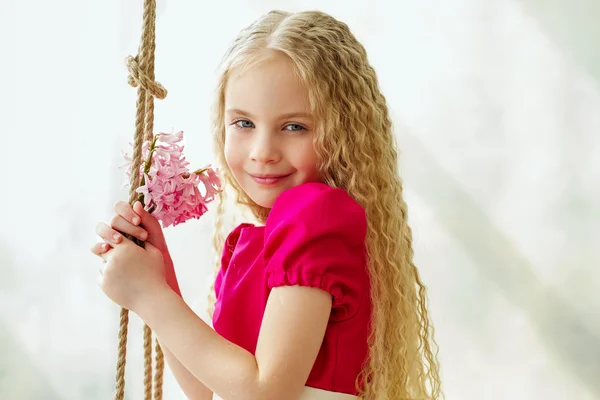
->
[248, 173, 292, 185]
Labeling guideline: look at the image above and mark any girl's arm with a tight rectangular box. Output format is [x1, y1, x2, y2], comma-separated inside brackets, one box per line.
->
[159, 344, 213, 400]
[137, 284, 332, 400]
[161, 258, 214, 399]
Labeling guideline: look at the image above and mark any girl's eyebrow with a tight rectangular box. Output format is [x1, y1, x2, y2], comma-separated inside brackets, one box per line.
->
[278, 112, 312, 120]
[225, 108, 256, 118]
[225, 108, 312, 120]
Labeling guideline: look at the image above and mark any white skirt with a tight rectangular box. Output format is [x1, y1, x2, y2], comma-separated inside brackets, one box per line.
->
[213, 386, 360, 399]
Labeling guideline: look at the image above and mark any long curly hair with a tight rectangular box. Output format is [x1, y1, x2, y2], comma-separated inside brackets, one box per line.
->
[207, 10, 442, 399]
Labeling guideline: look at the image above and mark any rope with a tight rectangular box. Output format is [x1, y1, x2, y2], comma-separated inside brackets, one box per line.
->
[115, 0, 167, 399]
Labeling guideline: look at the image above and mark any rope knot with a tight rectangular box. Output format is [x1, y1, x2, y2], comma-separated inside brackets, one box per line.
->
[126, 55, 168, 99]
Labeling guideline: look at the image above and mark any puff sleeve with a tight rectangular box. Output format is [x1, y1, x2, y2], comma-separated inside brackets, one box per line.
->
[263, 182, 368, 321]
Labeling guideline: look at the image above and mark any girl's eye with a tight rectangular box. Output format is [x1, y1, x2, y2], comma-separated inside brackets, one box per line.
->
[284, 124, 305, 132]
[235, 120, 255, 129]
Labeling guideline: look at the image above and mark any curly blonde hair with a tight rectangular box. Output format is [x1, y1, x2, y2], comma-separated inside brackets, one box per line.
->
[207, 10, 442, 399]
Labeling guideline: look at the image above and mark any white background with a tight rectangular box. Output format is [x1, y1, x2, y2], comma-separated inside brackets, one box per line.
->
[0, 0, 599, 399]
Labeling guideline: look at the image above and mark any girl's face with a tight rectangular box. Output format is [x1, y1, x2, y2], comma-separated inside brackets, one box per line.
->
[223, 51, 321, 209]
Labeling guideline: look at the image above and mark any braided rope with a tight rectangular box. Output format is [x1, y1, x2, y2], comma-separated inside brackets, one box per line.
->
[114, 0, 166, 399]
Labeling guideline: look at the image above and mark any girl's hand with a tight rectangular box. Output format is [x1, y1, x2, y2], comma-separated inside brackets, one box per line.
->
[94, 231, 168, 312]
[99, 200, 169, 255]
[91, 200, 181, 297]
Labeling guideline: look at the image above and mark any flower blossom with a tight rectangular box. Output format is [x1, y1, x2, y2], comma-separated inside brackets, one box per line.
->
[122, 130, 221, 228]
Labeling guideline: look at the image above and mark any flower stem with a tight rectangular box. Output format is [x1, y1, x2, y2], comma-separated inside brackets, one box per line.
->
[181, 168, 209, 179]
[137, 134, 160, 207]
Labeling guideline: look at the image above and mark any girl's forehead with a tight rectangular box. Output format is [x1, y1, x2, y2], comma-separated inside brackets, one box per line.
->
[224, 59, 311, 118]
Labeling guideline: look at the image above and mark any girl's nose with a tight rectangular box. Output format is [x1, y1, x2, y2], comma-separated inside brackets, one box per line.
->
[249, 131, 281, 164]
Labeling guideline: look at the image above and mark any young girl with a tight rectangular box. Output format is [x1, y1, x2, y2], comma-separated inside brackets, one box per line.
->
[91, 10, 442, 400]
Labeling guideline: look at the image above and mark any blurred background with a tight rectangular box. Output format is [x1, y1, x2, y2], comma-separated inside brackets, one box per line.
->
[0, 0, 599, 399]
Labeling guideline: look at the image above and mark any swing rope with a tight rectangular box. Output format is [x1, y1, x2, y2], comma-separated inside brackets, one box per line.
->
[116, 0, 167, 399]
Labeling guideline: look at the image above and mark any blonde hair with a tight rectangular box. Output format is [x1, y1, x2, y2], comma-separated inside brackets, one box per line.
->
[208, 10, 442, 399]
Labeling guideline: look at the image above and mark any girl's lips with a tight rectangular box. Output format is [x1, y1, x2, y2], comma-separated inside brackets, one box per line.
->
[249, 173, 292, 185]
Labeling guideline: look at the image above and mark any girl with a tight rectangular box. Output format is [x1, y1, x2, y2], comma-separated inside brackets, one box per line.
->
[92, 10, 442, 400]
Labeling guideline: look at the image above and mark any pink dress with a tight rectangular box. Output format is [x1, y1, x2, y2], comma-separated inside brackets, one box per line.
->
[213, 182, 371, 396]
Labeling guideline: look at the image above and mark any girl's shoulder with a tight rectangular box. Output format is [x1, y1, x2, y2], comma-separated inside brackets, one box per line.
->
[222, 182, 366, 257]
[264, 182, 369, 321]
[267, 182, 366, 239]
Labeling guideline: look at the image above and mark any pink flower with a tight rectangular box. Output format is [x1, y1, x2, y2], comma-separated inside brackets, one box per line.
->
[122, 130, 222, 228]
[198, 167, 222, 202]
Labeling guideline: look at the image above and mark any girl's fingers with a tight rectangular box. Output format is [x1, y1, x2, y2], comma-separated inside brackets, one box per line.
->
[132, 201, 166, 246]
[114, 200, 141, 226]
[133, 200, 147, 217]
[90, 242, 110, 256]
[95, 222, 124, 245]
[109, 214, 148, 241]
[133, 201, 158, 229]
